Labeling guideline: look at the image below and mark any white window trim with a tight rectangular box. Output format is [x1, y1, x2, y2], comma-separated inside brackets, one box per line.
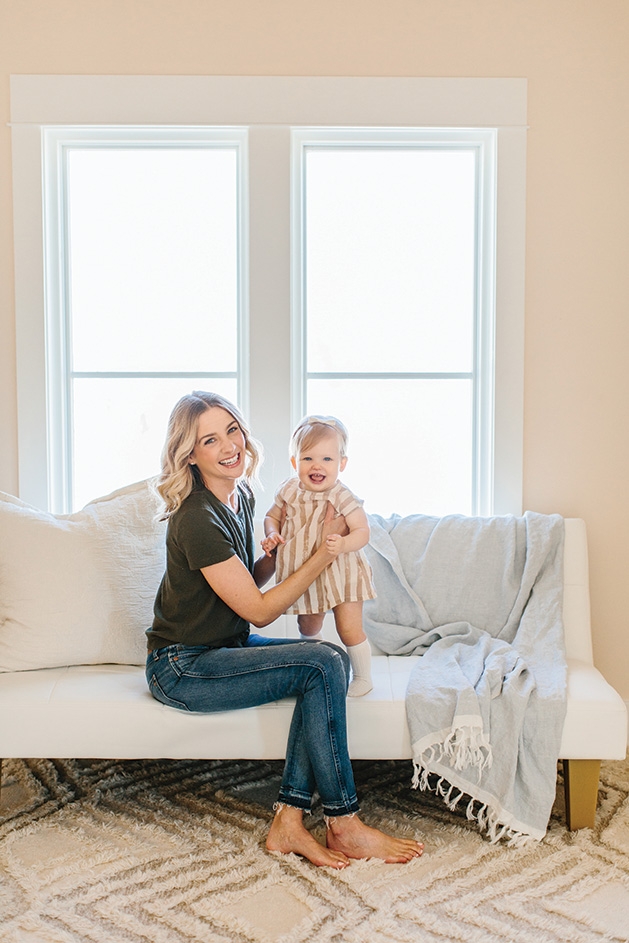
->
[42, 125, 249, 512]
[291, 126, 497, 515]
[10, 75, 527, 514]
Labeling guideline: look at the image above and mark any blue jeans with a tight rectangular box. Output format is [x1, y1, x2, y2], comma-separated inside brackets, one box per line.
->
[145, 635, 360, 817]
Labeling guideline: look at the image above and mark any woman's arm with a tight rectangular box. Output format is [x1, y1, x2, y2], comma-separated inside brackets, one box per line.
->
[324, 506, 370, 556]
[252, 548, 276, 588]
[201, 505, 347, 628]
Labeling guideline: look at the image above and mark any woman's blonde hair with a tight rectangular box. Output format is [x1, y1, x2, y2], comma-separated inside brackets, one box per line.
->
[290, 415, 349, 460]
[156, 391, 263, 518]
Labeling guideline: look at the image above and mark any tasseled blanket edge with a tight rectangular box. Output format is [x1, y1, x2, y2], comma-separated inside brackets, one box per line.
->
[411, 728, 538, 847]
[412, 723, 492, 782]
[442, 723, 493, 775]
[411, 761, 535, 847]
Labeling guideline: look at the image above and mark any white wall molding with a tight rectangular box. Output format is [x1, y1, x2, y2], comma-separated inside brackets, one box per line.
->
[11, 75, 527, 128]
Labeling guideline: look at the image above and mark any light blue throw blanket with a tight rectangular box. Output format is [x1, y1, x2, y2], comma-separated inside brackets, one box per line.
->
[364, 511, 567, 843]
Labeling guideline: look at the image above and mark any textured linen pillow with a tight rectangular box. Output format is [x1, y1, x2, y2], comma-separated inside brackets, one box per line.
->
[0, 480, 166, 671]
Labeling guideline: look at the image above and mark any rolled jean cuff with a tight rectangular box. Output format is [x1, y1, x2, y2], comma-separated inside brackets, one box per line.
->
[276, 790, 360, 818]
[276, 789, 314, 813]
[273, 800, 312, 817]
[321, 798, 361, 818]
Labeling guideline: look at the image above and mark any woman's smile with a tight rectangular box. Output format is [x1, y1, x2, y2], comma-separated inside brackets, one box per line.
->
[219, 452, 241, 468]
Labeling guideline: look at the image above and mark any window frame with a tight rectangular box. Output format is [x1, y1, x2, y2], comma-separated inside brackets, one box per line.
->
[42, 125, 249, 512]
[10, 75, 527, 515]
[291, 127, 497, 515]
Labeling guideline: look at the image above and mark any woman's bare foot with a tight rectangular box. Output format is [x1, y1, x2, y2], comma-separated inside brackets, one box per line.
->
[326, 814, 424, 863]
[266, 804, 350, 869]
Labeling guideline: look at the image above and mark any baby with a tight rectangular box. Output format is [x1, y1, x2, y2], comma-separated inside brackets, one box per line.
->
[262, 415, 376, 696]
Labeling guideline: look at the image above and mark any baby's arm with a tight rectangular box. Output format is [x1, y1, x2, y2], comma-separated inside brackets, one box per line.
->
[325, 506, 370, 557]
[262, 504, 286, 557]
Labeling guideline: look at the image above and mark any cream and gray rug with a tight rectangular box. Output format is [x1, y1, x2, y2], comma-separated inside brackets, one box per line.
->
[1, 755, 628, 943]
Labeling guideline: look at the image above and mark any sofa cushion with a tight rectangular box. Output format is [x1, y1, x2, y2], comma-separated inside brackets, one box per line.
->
[0, 480, 166, 672]
[0, 657, 626, 761]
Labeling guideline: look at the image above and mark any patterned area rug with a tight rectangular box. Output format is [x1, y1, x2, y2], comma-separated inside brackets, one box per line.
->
[1, 756, 628, 943]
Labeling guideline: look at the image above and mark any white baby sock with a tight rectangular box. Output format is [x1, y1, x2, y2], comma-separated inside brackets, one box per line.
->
[299, 631, 323, 642]
[346, 639, 373, 697]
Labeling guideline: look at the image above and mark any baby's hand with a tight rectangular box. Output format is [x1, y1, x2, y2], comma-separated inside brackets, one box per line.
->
[325, 534, 345, 557]
[261, 533, 285, 557]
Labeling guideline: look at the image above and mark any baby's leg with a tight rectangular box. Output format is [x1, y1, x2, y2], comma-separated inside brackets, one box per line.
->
[333, 602, 373, 697]
[297, 613, 326, 641]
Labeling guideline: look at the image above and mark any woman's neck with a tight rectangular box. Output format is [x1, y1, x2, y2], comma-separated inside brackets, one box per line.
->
[202, 477, 240, 511]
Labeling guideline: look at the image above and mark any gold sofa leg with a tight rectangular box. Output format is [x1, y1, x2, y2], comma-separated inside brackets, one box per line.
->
[563, 759, 601, 830]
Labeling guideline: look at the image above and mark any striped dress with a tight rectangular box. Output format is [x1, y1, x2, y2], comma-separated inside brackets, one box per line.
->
[272, 477, 377, 615]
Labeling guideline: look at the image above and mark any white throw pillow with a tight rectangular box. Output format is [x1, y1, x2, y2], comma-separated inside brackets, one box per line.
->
[0, 480, 166, 671]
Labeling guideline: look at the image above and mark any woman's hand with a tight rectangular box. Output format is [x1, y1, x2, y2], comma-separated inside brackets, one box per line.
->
[202, 503, 346, 628]
[321, 502, 349, 547]
[321, 503, 348, 558]
[325, 505, 370, 555]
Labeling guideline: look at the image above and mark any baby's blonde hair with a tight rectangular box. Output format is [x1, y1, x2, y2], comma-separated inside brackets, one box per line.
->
[290, 415, 349, 460]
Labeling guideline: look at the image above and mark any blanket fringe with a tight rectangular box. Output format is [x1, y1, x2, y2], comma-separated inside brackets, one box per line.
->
[441, 724, 493, 775]
[412, 724, 492, 788]
[411, 759, 535, 847]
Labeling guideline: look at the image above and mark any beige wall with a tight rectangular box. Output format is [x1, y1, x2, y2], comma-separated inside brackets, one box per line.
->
[1, 1, 628, 698]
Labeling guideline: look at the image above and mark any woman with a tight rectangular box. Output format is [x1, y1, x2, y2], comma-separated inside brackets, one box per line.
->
[146, 391, 423, 869]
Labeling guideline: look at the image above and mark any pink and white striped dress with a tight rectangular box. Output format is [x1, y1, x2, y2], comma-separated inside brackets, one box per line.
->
[272, 477, 377, 615]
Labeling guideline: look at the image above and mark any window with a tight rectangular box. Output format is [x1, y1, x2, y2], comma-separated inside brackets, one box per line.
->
[293, 129, 495, 516]
[11, 76, 526, 516]
[42, 128, 246, 510]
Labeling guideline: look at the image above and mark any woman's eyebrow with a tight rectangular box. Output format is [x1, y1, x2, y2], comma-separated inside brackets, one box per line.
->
[197, 420, 236, 444]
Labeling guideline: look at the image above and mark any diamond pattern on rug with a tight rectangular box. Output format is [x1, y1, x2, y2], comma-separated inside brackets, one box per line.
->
[209, 879, 315, 942]
[1, 756, 629, 943]
[548, 881, 629, 940]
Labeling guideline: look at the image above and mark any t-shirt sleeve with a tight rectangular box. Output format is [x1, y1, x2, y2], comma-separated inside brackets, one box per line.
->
[172, 504, 237, 571]
[334, 485, 364, 518]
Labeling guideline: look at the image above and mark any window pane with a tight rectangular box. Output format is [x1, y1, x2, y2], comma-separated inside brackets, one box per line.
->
[71, 377, 238, 509]
[67, 147, 239, 373]
[307, 378, 473, 517]
[305, 148, 476, 375]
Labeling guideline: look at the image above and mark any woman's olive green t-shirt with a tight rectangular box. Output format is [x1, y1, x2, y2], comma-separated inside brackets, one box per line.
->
[147, 483, 255, 652]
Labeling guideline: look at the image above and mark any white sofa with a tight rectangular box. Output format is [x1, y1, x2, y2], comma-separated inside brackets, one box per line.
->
[0, 481, 626, 831]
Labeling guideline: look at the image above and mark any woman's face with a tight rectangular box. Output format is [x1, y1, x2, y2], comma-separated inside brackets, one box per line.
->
[189, 407, 247, 489]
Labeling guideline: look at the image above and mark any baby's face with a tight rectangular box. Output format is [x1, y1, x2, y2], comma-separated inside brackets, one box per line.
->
[292, 433, 347, 493]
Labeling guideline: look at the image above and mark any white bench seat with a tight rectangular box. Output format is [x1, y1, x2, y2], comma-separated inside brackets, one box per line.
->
[1, 518, 626, 831]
